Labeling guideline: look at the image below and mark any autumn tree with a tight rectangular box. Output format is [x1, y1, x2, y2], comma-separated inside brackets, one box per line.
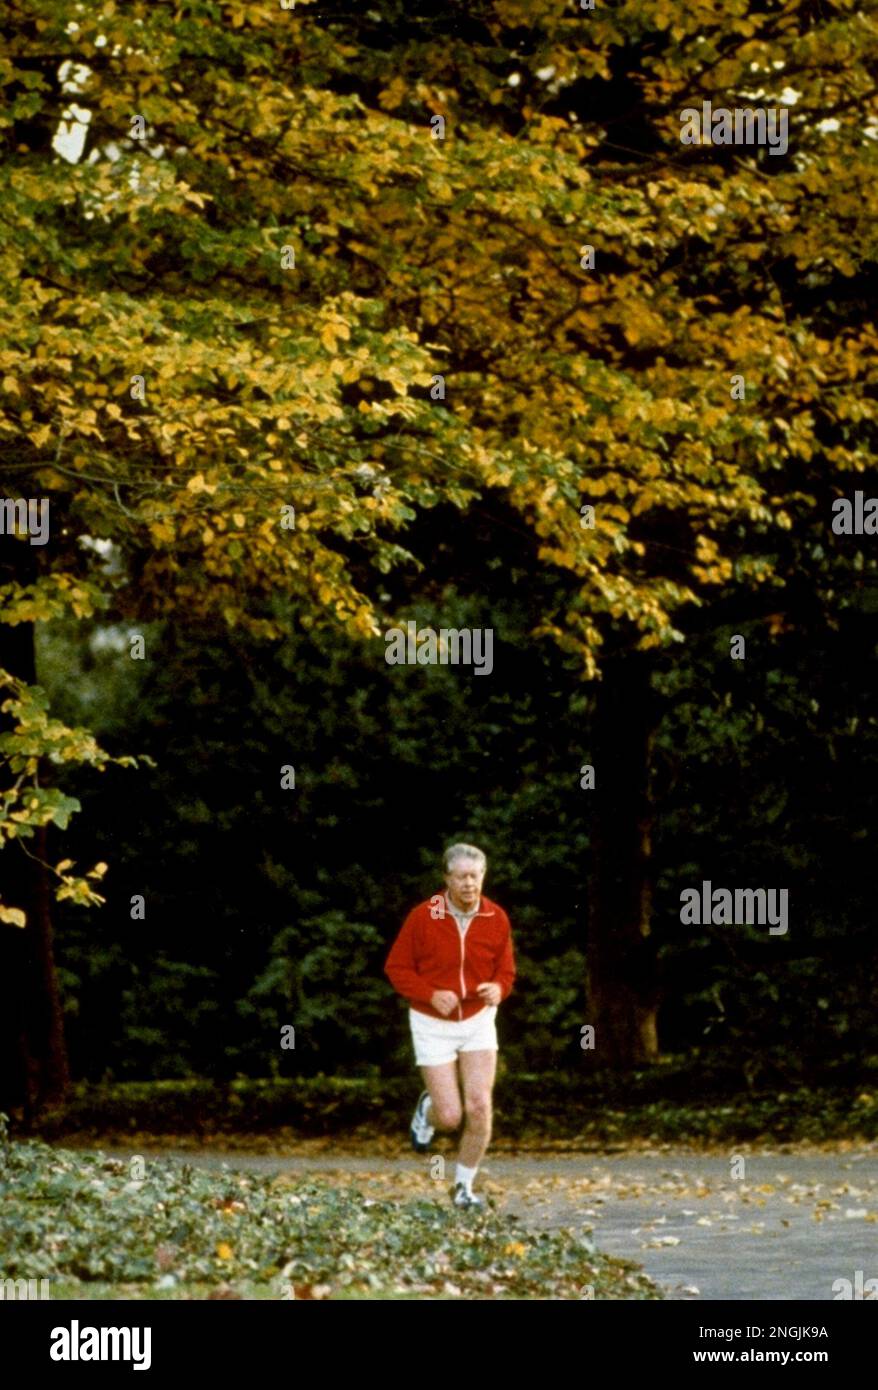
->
[2, 0, 877, 1095]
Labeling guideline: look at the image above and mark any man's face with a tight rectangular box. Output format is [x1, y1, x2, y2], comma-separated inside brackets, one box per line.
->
[446, 858, 485, 911]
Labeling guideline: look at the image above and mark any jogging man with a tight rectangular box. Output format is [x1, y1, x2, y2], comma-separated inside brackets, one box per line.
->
[384, 843, 516, 1208]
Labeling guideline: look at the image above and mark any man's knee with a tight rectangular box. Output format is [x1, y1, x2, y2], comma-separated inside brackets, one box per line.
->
[433, 1099, 463, 1130]
[464, 1094, 492, 1128]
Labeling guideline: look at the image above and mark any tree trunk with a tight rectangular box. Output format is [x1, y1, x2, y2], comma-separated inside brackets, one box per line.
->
[0, 532, 70, 1117]
[585, 652, 661, 1069]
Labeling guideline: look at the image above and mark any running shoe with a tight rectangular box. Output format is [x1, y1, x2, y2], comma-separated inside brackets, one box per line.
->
[451, 1183, 484, 1209]
[409, 1089, 434, 1152]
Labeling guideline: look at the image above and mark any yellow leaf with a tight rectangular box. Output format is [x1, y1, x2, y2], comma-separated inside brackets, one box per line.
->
[0, 906, 27, 928]
[56, 859, 74, 873]
[378, 75, 407, 111]
[216, 1243, 233, 1260]
[321, 321, 350, 353]
[232, 513, 246, 529]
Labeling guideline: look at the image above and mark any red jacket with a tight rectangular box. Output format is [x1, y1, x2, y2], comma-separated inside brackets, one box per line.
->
[385, 893, 516, 1021]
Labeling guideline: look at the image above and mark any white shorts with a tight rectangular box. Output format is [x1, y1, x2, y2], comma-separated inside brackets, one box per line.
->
[408, 1005, 498, 1067]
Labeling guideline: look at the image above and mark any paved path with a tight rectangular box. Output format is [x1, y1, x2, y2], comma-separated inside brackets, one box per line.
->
[78, 1145, 878, 1301]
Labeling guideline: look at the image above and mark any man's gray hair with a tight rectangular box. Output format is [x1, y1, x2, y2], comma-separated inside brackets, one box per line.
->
[443, 842, 487, 874]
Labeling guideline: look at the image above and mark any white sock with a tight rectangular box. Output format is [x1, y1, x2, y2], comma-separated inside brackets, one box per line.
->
[455, 1162, 478, 1193]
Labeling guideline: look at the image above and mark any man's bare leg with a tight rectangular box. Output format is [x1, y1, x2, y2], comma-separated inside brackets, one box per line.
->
[420, 1061, 463, 1132]
[457, 1048, 497, 1170]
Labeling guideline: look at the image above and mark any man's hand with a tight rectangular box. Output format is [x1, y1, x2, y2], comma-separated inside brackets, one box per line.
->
[431, 990, 459, 1017]
[476, 982, 502, 1006]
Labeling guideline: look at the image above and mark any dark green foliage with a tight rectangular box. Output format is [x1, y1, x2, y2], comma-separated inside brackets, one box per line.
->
[28, 1066, 878, 1146]
[36, 552, 878, 1087]
[41, 580, 591, 1081]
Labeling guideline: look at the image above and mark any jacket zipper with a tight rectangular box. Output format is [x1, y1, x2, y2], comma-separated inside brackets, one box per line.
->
[446, 895, 484, 1021]
[458, 921, 466, 1021]
[446, 893, 469, 1021]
